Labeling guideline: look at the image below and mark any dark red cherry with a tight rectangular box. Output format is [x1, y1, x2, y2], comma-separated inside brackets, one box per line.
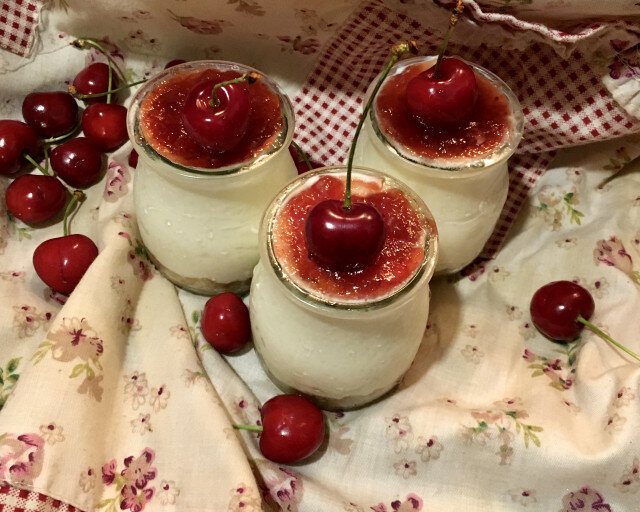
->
[72, 62, 119, 103]
[81, 103, 128, 151]
[22, 92, 78, 138]
[164, 59, 186, 69]
[182, 79, 250, 153]
[200, 292, 251, 353]
[5, 175, 67, 224]
[530, 281, 595, 341]
[259, 394, 325, 464]
[33, 234, 99, 294]
[0, 120, 40, 176]
[50, 137, 103, 187]
[305, 199, 386, 272]
[128, 149, 138, 169]
[405, 58, 478, 126]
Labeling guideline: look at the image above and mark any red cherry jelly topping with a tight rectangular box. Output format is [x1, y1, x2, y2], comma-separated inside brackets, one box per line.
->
[139, 68, 283, 169]
[376, 61, 512, 161]
[272, 175, 431, 302]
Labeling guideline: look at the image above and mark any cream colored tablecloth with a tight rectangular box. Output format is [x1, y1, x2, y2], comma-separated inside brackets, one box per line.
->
[1, 1, 640, 511]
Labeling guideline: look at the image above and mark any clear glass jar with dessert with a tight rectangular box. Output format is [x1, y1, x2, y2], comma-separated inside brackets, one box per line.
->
[353, 55, 523, 273]
[250, 166, 438, 409]
[127, 60, 297, 295]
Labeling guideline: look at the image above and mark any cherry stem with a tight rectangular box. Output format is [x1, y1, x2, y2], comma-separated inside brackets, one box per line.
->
[24, 154, 50, 176]
[70, 79, 147, 100]
[43, 121, 81, 145]
[344, 41, 417, 210]
[62, 190, 85, 237]
[232, 424, 263, 432]
[432, 0, 464, 80]
[291, 140, 313, 171]
[576, 315, 640, 362]
[72, 38, 123, 104]
[209, 72, 261, 108]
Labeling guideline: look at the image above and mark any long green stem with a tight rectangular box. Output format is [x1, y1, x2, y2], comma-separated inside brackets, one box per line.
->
[209, 73, 260, 108]
[43, 122, 81, 145]
[63, 191, 85, 237]
[291, 140, 313, 171]
[232, 424, 263, 432]
[24, 154, 50, 176]
[432, 0, 464, 79]
[344, 41, 416, 210]
[72, 79, 147, 100]
[576, 315, 640, 362]
[72, 39, 123, 104]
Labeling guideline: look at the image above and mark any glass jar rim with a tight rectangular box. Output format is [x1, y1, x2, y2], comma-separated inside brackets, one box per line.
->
[127, 60, 294, 178]
[260, 165, 439, 312]
[368, 56, 524, 173]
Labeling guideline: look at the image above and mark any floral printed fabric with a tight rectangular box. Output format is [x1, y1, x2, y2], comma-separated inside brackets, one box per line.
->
[0, 1, 640, 512]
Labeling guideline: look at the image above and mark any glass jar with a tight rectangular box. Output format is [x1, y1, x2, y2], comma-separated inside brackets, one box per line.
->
[353, 56, 523, 274]
[127, 61, 297, 295]
[250, 166, 438, 409]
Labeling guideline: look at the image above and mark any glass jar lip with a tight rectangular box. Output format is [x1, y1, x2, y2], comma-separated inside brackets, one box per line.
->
[127, 59, 294, 178]
[260, 165, 439, 312]
[368, 55, 524, 173]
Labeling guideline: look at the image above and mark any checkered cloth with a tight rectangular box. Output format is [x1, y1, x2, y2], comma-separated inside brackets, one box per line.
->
[0, 0, 42, 57]
[292, 0, 640, 263]
[0, 485, 80, 512]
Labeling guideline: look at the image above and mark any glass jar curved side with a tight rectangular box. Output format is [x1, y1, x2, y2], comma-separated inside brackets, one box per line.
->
[127, 60, 298, 294]
[352, 56, 523, 273]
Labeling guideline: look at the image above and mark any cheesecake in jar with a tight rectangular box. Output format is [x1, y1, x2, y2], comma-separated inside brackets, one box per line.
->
[127, 61, 297, 295]
[250, 166, 438, 409]
[353, 56, 523, 273]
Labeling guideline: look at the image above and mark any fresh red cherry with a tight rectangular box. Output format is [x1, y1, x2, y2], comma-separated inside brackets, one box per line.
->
[200, 292, 251, 353]
[530, 281, 595, 341]
[72, 62, 119, 103]
[0, 120, 40, 175]
[50, 137, 103, 187]
[259, 394, 325, 464]
[33, 234, 98, 294]
[81, 103, 128, 151]
[305, 199, 386, 272]
[5, 175, 67, 224]
[22, 92, 78, 138]
[165, 59, 186, 69]
[405, 58, 478, 126]
[182, 79, 250, 153]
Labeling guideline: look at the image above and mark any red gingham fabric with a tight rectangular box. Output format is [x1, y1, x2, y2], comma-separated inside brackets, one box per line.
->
[292, 0, 640, 261]
[0, 484, 81, 512]
[0, 0, 42, 57]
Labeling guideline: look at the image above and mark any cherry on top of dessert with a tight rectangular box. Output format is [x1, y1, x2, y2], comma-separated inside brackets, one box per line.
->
[273, 173, 431, 304]
[375, 59, 512, 162]
[182, 78, 251, 154]
[405, 57, 478, 127]
[138, 67, 283, 169]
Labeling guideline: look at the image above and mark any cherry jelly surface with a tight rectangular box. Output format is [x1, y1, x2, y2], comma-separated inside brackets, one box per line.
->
[139, 68, 283, 169]
[376, 62, 512, 161]
[272, 175, 431, 302]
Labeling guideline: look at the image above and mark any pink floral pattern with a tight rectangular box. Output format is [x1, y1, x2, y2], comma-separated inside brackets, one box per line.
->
[104, 161, 131, 202]
[594, 236, 640, 284]
[168, 10, 232, 34]
[32, 317, 105, 402]
[371, 493, 423, 512]
[119, 232, 155, 281]
[523, 345, 579, 391]
[97, 448, 158, 512]
[559, 486, 611, 511]
[0, 433, 45, 486]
